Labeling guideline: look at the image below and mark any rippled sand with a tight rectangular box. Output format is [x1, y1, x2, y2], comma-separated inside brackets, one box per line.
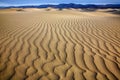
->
[0, 8, 120, 80]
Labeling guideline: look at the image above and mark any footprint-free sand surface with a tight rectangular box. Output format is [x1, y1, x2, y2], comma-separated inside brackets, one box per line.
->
[0, 8, 120, 80]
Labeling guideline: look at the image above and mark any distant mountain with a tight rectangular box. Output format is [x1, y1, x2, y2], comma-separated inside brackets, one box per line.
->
[0, 3, 120, 9]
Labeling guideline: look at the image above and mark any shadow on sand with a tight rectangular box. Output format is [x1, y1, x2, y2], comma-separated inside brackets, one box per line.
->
[106, 9, 120, 15]
[81, 8, 98, 12]
[16, 9, 25, 12]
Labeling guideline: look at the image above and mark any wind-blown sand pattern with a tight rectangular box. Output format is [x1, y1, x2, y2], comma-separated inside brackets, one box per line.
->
[0, 9, 120, 80]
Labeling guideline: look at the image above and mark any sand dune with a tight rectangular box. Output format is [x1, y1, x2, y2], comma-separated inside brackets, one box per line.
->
[0, 8, 120, 80]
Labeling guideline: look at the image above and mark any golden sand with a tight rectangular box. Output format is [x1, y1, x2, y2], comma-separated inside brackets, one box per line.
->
[0, 8, 120, 80]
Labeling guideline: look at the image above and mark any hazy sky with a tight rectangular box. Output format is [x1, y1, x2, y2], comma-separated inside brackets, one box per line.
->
[0, 0, 120, 6]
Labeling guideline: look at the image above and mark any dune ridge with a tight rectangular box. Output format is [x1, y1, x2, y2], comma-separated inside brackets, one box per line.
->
[0, 9, 120, 80]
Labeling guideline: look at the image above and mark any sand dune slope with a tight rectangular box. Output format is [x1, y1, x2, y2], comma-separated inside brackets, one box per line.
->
[0, 10, 120, 80]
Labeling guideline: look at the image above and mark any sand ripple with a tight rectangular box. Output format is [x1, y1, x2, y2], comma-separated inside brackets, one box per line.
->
[0, 10, 120, 80]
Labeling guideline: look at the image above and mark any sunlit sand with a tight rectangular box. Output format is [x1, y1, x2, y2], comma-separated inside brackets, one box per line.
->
[0, 8, 120, 80]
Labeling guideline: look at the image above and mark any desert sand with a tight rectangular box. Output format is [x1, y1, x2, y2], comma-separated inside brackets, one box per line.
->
[0, 8, 120, 80]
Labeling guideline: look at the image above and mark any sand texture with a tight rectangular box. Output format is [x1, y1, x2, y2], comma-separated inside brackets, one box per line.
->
[0, 9, 120, 80]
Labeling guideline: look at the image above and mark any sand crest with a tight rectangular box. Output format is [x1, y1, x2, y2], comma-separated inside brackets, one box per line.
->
[0, 8, 120, 80]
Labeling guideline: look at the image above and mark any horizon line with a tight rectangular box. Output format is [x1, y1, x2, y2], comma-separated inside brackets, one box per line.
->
[0, 3, 120, 7]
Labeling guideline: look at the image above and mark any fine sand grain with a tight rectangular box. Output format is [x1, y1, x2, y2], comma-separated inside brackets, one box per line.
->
[0, 8, 120, 80]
